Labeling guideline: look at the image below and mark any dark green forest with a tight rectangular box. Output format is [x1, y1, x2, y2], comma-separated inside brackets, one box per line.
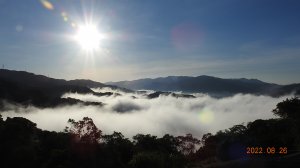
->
[0, 97, 300, 168]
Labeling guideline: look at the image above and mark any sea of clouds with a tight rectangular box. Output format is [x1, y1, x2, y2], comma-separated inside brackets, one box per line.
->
[0, 87, 291, 138]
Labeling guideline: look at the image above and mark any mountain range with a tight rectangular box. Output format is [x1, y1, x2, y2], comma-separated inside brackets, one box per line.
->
[1, 69, 299, 108]
[0, 69, 129, 108]
[107, 76, 300, 96]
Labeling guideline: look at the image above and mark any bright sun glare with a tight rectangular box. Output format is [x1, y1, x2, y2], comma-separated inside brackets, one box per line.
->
[74, 24, 101, 51]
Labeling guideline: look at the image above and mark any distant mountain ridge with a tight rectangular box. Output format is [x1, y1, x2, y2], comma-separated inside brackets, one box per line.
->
[68, 79, 132, 92]
[0, 69, 130, 108]
[1, 69, 299, 108]
[107, 76, 300, 96]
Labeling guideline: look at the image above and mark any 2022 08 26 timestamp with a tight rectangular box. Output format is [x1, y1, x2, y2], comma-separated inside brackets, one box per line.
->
[246, 147, 288, 154]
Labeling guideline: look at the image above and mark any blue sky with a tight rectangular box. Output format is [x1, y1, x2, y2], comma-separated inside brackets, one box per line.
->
[0, 0, 299, 84]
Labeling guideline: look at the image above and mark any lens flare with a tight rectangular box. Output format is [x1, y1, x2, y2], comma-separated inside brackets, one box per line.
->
[199, 108, 214, 124]
[40, 0, 54, 10]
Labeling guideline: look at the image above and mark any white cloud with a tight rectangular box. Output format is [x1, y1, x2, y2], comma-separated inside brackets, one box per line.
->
[0, 88, 291, 138]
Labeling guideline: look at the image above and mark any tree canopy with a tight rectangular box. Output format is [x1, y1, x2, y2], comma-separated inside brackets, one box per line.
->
[272, 97, 300, 119]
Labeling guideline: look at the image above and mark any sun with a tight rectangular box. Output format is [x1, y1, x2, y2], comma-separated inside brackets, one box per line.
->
[74, 24, 102, 51]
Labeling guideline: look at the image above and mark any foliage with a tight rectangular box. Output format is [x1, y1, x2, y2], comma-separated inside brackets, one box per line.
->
[272, 97, 300, 119]
[129, 152, 165, 168]
[176, 133, 201, 157]
[0, 117, 188, 168]
[65, 117, 102, 144]
[195, 97, 300, 164]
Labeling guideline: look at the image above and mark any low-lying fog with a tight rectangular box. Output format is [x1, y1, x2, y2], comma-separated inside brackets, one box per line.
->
[0, 87, 290, 138]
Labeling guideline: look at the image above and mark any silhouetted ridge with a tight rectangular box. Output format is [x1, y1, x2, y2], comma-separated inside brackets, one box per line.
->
[0, 69, 127, 107]
[69, 79, 132, 92]
[107, 76, 299, 96]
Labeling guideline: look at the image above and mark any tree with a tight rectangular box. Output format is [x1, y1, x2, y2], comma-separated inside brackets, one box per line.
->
[0, 114, 3, 127]
[103, 131, 125, 144]
[65, 117, 101, 144]
[0, 117, 39, 168]
[159, 134, 179, 154]
[129, 152, 165, 168]
[103, 132, 134, 164]
[272, 97, 300, 119]
[133, 134, 159, 152]
[228, 124, 246, 135]
[176, 134, 200, 156]
[196, 133, 218, 161]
